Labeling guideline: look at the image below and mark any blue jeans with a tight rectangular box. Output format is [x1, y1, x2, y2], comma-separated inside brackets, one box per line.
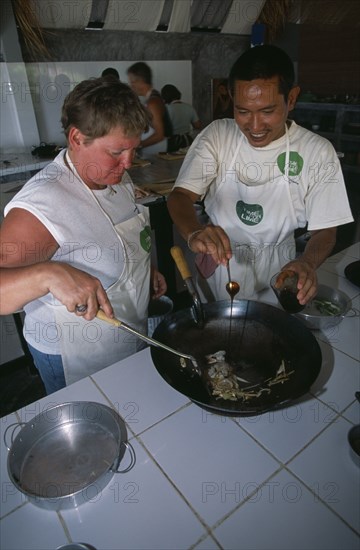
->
[27, 343, 66, 395]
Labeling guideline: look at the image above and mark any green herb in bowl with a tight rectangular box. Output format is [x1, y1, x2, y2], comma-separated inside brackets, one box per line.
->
[313, 299, 341, 316]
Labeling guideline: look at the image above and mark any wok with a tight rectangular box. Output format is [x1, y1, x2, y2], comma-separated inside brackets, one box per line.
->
[151, 300, 322, 416]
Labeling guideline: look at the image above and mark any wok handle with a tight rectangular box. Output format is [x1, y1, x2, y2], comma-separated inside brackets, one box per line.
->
[170, 246, 205, 328]
[170, 246, 192, 280]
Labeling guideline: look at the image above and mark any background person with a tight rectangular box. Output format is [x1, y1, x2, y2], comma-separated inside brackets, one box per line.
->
[0, 78, 166, 394]
[167, 45, 353, 304]
[127, 62, 172, 157]
[213, 79, 234, 120]
[161, 84, 202, 152]
[101, 67, 120, 80]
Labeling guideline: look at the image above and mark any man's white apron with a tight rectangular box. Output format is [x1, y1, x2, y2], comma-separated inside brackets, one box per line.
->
[202, 125, 298, 301]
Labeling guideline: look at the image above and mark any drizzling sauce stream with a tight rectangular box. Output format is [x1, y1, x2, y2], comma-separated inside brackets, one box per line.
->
[225, 264, 240, 360]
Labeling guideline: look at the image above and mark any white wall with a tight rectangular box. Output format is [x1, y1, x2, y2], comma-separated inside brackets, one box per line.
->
[0, 62, 40, 151]
[1, 60, 193, 150]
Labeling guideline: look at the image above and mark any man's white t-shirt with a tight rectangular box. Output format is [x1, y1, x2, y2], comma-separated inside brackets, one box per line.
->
[175, 119, 353, 232]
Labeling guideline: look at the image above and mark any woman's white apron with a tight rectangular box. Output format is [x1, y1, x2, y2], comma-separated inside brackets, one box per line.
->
[202, 126, 298, 301]
[53, 202, 151, 386]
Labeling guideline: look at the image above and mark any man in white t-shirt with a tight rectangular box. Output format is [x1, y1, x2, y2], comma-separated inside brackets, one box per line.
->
[167, 45, 353, 303]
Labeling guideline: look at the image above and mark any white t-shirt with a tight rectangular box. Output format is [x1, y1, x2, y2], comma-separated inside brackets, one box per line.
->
[175, 119, 353, 231]
[166, 101, 199, 135]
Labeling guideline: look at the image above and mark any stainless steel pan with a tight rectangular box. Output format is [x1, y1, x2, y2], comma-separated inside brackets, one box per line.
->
[5, 402, 135, 510]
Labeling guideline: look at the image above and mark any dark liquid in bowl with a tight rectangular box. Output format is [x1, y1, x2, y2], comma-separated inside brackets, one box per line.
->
[278, 289, 305, 313]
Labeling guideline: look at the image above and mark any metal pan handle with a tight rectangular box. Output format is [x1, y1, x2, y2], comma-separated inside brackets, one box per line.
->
[112, 441, 136, 474]
[3, 422, 26, 451]
[344, 307, 359, 319]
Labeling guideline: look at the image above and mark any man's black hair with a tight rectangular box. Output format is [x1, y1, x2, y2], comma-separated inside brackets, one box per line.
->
[161, 84, 181, 103]
[101, 67, 120, 80]
[228, 45, 295, 101]
[127, 62, 153, 85]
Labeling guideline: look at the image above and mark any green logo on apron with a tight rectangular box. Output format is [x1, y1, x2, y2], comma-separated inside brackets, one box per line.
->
[277, 151, 304, 176]
[236, 200, 263, 225]
[140, 225, 152, 252]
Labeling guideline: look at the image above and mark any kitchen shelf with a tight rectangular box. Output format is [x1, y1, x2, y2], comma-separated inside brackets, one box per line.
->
[290, 102, 360, 174]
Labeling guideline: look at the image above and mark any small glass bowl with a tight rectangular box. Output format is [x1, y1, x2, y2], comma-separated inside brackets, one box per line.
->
[270, 271, 305, 314]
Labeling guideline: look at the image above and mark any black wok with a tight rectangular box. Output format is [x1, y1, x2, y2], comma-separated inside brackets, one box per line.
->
[151, 300, 322, 416]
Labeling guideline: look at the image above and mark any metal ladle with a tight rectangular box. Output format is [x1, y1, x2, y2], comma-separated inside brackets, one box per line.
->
[226, 261, 240, 299]
[96, 309, 200, 376]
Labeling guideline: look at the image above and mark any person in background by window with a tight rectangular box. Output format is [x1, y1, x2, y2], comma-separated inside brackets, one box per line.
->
[127, 62, 172, 157]
[161, 84, 202, 153]
[213, 79, 234, 120]
[101, 67, 120, 80]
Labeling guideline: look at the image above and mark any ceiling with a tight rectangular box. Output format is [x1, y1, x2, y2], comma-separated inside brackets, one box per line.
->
[12, 0, 360, 63]
[22, 0, 360, 33]
[26, 0, 266, 34]
[288, 0, 360, 27]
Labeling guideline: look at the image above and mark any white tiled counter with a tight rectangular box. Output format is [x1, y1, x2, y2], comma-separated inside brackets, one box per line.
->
[1, 244, 359, 550]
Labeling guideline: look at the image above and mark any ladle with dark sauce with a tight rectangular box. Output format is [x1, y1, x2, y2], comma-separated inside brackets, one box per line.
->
[226, 262, 240, 299]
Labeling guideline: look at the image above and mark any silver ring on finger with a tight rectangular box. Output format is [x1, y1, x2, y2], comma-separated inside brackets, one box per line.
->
[75, 304, 88, 313]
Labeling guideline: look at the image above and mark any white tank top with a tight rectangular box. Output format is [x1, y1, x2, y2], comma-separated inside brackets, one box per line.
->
[4, 149, 144, 353]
